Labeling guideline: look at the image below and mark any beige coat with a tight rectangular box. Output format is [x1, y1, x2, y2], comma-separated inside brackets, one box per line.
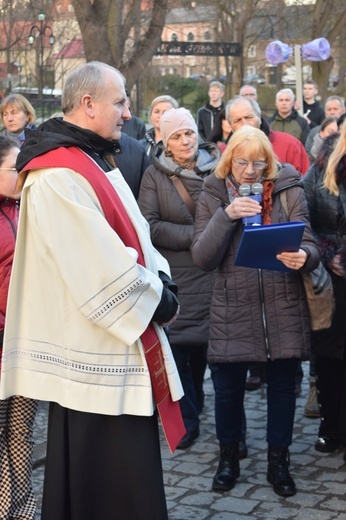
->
[0, 166, 183, 416]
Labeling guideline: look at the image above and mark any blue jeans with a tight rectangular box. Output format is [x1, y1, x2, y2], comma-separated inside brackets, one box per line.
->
[210, 358, 298, 447]
[172, 344, 205, 432]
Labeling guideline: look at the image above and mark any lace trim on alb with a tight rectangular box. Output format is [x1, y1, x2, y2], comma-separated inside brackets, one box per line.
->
[89, 278, 144, 322]
[8, 349, 147, 375]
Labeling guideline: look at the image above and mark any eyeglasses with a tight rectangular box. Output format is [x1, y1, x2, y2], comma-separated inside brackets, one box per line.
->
[233, 159, 268, 171]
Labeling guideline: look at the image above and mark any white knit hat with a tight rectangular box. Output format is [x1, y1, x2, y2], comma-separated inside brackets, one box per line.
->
[160, 108, 197, 147]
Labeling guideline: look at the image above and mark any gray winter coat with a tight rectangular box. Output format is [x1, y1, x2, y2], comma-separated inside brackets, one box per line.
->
[138, 142, 221, 346]
[191, 164, 319, 363]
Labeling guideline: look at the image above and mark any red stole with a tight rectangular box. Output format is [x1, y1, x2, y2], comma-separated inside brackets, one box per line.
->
[24, 146, 186, 453]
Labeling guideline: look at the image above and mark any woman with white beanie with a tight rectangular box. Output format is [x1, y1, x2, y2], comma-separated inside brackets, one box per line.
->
[138, 108, 220, 449]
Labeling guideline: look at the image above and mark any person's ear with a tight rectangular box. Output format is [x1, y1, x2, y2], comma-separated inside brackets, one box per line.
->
[81, 94, 95, 117]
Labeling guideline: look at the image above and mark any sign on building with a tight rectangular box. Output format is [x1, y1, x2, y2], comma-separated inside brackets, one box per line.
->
[156, 42, 241, 57]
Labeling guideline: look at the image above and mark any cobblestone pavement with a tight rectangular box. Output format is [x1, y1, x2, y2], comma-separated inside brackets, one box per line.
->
[32, 362, 346, 519]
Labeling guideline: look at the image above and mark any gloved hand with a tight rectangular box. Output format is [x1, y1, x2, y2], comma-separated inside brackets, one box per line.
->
[152, 271, 180, 326]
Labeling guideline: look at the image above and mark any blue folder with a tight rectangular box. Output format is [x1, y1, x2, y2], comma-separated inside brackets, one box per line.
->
[234, 221, 306, 272]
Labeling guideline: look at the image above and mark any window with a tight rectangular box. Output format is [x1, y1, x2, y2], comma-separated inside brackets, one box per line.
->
[204, 31, 212, 41]
[187, 32, 194, 42]
[248, 45, 256, 58]
[171, 33, 178, 42]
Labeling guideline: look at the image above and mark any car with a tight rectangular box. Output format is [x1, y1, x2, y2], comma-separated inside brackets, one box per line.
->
[329, 75, 339, 87]
[208, 75, 227, 84]
[243, 74, 265, 85]
[282, 74, 296, 86]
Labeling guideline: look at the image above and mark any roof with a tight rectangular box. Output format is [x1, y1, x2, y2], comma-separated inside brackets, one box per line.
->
[56, 38, 85, 59]
[166, 6, 217, 25]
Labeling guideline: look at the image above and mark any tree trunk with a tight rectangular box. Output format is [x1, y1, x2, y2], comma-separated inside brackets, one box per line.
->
[71, 0, 167, 90]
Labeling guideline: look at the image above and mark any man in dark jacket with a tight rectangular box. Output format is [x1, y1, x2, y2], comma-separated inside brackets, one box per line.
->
[121, 89, 146, 140]
[117, 132, 149, 199]
[268, 88, 310, 145]
[305, 95, 346, 157]
[197, 81, 225, 142]
[302, 80, 325, 128]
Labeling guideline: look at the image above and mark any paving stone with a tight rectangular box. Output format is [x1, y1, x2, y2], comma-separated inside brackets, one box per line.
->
[31, 361, 346, 519]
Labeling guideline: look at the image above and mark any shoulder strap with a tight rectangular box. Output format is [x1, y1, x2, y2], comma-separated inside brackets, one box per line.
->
[169, 174, 196, 218]
[279, 190, 289, 219]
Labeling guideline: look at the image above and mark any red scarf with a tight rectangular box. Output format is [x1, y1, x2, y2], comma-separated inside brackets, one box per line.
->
[262, 180, 275, 225]
[24, 146, 186, 452]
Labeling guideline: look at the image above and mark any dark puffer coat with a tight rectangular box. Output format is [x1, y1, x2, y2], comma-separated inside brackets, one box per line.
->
[191, 164, 319, 363]
[138, 142, 220, 346]
[303, 135, 346, 360]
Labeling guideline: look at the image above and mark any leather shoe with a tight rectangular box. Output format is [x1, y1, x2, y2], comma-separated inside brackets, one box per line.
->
[315, 436, 341, 453]
[212, 444, 240, 491]
[176, 428, 199, 450]
[267, 446, 296, 497]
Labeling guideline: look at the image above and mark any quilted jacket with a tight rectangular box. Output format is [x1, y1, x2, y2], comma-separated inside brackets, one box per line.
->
[191, 164, 319, 363]
[138, 142, 220, 346]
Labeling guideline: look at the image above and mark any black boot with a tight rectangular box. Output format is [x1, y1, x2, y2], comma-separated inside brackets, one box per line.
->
[267, 446, 296, 497]
[212, 444, 240, 491]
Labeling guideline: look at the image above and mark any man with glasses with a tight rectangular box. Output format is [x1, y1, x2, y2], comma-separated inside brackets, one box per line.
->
[226, 96, 310, 174]
[305, 95, 346, 157]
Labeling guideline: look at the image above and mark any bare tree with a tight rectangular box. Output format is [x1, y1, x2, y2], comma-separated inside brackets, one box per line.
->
[213, 0, 282, 97]
[212, 0, 346, 100]
[0, 1, 31, 93]
[310, 0, 346, 100]
[70, 0, 168, 90]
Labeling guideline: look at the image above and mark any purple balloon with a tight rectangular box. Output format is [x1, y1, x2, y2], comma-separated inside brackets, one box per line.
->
[301, 38, 330, 61]
[265, 40, 292, 65]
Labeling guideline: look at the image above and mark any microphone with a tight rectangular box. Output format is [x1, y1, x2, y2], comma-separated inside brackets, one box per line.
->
[238, 183, 251, 197]
[239, 182, 263, 226]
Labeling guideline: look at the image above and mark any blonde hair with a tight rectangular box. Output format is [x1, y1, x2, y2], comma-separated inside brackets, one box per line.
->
[0, 93, 36, 126]
[323, 124, 345, 195]
[209, 81, 225, 91]
[215, 126, 279, 180]
[149, 95, 179, 117]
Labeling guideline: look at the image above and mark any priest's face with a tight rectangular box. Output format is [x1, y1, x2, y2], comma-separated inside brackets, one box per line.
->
[89, 69, 131, 141]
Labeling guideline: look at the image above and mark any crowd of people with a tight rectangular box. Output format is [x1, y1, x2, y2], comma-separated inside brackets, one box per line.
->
[0, 67, 345, 518]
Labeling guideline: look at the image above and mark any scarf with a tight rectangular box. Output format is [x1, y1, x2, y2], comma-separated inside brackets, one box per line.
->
[22, 146, 186, 453]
